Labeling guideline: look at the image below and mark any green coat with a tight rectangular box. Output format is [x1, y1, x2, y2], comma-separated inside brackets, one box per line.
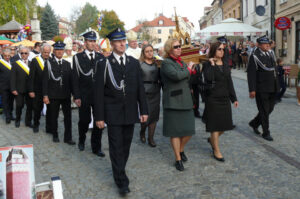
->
[160, 58, 193, 110]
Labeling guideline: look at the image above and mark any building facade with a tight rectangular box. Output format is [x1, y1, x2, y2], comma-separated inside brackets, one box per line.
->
[275, 0, 300, 64]
[242, 0, 271, 41]
[222, 0, 241, 20]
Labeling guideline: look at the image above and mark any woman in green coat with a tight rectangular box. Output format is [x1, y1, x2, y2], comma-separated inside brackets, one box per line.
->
[160, 38, 195, 171]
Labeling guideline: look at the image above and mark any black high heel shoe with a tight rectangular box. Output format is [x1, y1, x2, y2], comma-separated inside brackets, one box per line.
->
[180, 152, 188, 162]
[174, 160, 184, 171]
[213, 154, 225, 162]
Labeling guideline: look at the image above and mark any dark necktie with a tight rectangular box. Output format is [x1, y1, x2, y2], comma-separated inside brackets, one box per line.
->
[90, 53, 95, 66]
[58, 60, 62, 65]
[120, 56, 125, 68]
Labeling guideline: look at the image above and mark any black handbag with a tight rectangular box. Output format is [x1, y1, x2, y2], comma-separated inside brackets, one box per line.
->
[197, 64, 215, 92]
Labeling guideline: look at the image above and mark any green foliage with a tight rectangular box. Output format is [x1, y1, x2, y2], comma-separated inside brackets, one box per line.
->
[40, 3, 58, 40]
[96, 10, 125, 38]
[0, 0, 37, 24]
[75, 3, 125, 38]
[75, 3, 98, 35]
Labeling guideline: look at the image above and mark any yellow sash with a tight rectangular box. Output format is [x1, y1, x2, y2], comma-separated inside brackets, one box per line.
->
[0, 59, 11, 70]
[16, 60, 30, 75]
[36, 56, 44, 71]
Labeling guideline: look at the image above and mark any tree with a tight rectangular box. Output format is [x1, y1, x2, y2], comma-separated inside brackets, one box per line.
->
[40, 3, 58, 40]
[136, 19, 157, 44]
[0, 0, 37, 24]
[95, 10, 125, 38]
[75, 3, 98, 35]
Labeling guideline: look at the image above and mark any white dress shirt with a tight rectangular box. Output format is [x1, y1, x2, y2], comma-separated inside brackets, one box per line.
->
[113, 52, 126, 65]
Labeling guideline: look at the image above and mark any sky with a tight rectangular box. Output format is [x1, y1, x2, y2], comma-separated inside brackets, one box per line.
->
[37, 0, 213, 31]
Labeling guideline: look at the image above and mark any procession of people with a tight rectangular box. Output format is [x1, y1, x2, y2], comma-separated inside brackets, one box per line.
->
[0, 26, 282, 196]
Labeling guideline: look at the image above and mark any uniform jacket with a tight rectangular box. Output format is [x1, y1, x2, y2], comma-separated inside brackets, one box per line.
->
[10, 54, 20, 63]
[42, 57, 76, 99]
[10, 60, 31, 93]
[160, 57, 193, 110]
[72, 51, 105, 103]
[247, 48, 279, 93]
[28, 56, 46, 94]
[0, 60, 12, 91]
[94, 54, 148, 125]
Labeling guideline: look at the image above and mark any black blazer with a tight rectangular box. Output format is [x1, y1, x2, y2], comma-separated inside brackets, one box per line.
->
[72, 51, 105, 103]
[28, 57, 45, 94]
[203, 61, 237, 103]
[0, 60, 12, 91]
[94, 54, 148, 125]
[43, 58, 76, 99]
[10, 60, 31, 93]
[247, 48, 279, 93]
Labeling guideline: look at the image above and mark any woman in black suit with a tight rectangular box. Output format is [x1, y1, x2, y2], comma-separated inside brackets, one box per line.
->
[203, 42, 239, 162]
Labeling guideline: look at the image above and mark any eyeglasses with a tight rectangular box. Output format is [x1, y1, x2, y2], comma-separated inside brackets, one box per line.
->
[173, 45, 181, 49]
[217, 48, 224, 51]
[20, 52, 29, 55]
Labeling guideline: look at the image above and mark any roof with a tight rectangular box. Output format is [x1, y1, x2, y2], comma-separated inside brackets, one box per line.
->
[0, 19, 23, 31]
[131, 15, 176, 32]
[59, 23, 68, 30]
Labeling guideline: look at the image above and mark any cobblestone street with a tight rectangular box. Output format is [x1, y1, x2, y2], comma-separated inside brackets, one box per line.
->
[1, 74, 300, 199]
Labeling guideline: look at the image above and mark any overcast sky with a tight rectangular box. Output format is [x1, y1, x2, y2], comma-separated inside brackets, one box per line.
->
[37, 0, 213, 31]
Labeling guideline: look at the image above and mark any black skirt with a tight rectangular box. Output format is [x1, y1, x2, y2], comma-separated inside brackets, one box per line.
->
[205, 96, 234, 132]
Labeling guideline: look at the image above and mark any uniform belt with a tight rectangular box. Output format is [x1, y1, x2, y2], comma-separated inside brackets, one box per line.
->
[143, 81, 158, 84]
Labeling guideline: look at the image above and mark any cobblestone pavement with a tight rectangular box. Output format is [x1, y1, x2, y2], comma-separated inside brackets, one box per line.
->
[0, 76, 300, 199]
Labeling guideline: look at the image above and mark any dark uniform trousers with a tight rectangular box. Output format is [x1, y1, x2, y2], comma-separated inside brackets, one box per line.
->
[0, 89, 14, 119]
[32, 93, 44, 127]
[78, 99, 102, 152]
[250, 92, 276, 135]
[47, 98, 72, 141]
[107, 124, 134, 188]
[15, 93, 33, 125]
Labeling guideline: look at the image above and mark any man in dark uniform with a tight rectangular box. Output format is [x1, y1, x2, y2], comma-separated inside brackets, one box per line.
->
[94, 28, 148, 196]
[28, 43, 51, 133]
[10, 46, 33, 128]
[72, 31, 105, 157]
[43, 41, 77, 144]
[0, 49, 14, 124]
[247, 35, 279, 141]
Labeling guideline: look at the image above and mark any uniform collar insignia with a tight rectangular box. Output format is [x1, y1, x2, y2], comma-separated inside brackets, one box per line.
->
[127, 58, 129, 63]
[112, 58, 116, 64]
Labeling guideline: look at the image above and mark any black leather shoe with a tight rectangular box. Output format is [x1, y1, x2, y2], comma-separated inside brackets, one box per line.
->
[262, 134, 273, 141]
[15, 120, 20, 128]
[64, 140, 76, 145]
[119, 187, 130, 196]
[180, 152, 188, 162]
[174, 160, 184, 171]
[249, 122, 261, 135]
[11, 116, 16, 121]
[53, 137, 60, 143]
[194, 111, 202, 118]
[33, 126, 39, 133]
[78, 143, 85, 151]
[213, 154, 225, 162]
[232, 124, 236, 129]
[6, 118, 11, 124]
[93, 150, 105, 157]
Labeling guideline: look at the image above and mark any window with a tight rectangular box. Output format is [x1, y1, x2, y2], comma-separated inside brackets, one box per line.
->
[233, 10, 236, 18]
[281, 29, 287, 57]
[158, 29, 161, 34]
[159, 20, 164, 25]
[169, 29, 173, 34]
[280, 0, 287, 4]
[229, 13, 232, 18]
[265, 0, 268, 6]
[158, 38, 162, 43]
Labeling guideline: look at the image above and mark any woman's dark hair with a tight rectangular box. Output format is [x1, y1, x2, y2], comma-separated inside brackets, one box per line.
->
[139, 44, 154, 62]
[277, 58, 283, 65]
[208, 41, 223, 59]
